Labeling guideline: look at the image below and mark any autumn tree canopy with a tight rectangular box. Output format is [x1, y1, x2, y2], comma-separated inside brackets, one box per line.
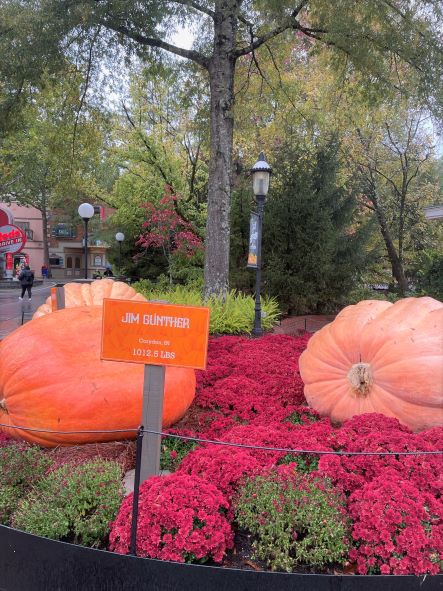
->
[1, 1, 442, 296]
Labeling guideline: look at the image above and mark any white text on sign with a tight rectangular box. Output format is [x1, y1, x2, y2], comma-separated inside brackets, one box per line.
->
[121, 312, 191, 329]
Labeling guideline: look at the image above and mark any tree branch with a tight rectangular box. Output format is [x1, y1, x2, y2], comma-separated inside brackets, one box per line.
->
[172, 0, 215, 19]
[72, 26, 100, 161]
[99, 19, 209, 68]
[234, 1, 309, 58]
[121, 102, 175, 189]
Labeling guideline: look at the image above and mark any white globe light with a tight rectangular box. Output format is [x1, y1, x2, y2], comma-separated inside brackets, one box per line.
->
[78, 202, 95, 219]
[115, 232, 125, 242]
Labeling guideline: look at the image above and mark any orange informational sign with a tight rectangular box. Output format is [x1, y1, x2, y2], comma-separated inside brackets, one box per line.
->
[101, 299, 210, 370]
[50, 287, 57, 311]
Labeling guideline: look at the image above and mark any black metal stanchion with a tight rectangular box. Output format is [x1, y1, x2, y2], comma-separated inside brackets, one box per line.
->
[129, 426, 144, 556]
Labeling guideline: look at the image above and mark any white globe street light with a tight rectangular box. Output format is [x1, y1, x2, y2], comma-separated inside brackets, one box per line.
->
[78, 203, 94, 279]
[115, 232, 125, 276]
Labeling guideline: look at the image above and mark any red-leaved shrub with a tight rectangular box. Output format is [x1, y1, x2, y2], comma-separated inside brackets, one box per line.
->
[348, 470, 443, 575]
[0, 432, 12, 447]
[319, 415, 442, 496]
[195, 335, 310, 419]
[109, 474, 233, 563]
[177, 445, 264, 500]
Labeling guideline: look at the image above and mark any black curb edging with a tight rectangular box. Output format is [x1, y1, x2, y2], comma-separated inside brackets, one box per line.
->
[0, 525, 441, 591]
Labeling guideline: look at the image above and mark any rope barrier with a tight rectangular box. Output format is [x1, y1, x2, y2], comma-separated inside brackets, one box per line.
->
[0, 423, 138, 435]
[141, 428, 443, 457]
[0, 422, 441, 457]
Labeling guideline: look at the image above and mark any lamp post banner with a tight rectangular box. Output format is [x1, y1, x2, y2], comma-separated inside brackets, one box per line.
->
[247, 212, 259, 268]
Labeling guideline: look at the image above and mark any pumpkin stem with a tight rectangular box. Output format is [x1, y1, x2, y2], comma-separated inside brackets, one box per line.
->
[0, 398, 7, 414]
[347, 363, 372, 396]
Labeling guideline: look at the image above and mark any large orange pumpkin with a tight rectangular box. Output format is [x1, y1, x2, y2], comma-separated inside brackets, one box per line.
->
[33, 278, 146, 319]
[0, 306, 195, 447]
[299, 297, 443, 432]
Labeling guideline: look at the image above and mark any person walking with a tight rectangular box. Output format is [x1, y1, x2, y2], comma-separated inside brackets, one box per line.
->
[18, 265, 34, 300]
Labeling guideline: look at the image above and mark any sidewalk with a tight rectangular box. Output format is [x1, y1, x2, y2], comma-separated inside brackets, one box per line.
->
[0, 281, 55, 340]
[272, 314, 335, 335]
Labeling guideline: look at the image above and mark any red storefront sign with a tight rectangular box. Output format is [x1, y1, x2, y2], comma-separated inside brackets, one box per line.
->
[0, 225, 26, 254]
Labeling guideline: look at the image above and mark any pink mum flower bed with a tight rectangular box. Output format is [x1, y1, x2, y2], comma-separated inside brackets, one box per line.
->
[3, 334, 440, 575]
[109, 334, 442, 576]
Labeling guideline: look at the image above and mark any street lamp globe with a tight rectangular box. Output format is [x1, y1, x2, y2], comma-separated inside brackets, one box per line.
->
[251, 152, 272, 197]
[78, 202, 95, 220]
[115, 232, 125, 276]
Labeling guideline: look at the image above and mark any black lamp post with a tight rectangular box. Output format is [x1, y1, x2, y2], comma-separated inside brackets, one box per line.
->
[251, 152, 272, 337]
[77, 203, 94, 279]
[115, 232, 125, 276]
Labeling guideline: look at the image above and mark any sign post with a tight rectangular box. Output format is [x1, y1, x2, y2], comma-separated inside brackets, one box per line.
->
[101, 299, 210, 480]
[50, 284, 65, 311]
[141, 365, 165, 481]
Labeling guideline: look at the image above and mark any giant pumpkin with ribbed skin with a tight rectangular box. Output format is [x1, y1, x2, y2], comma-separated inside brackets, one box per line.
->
[299, 297, 443, 432]
[33, 278, 146, 319]
[0, 306, 195, 447]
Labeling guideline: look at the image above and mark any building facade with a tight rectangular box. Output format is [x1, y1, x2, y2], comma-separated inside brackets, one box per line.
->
[0, 202, 45, 279]
[0, 201, 111, 280]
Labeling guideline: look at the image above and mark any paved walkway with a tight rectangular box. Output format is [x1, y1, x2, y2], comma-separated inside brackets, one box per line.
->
[272, 314, 335, 335]
[0, 281, 55, 340]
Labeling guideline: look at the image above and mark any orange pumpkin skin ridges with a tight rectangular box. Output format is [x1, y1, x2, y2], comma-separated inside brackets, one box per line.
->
[33, 278, 146, 319]
[0, 306, 195, 447]
[299, 297, 443, 432]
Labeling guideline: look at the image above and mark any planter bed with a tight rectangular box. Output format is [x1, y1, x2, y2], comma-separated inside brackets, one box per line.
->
[1, 525, 441, 591]
[1, 333, 442, 587]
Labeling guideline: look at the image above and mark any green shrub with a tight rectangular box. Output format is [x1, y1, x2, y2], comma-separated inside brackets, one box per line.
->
[235, 468, 350, 572]
[416, 250, 443, 301]
[207, 290, 279, 334]
[346, 285, 418, 306]
[12, 459, 124, 547]
[345, 285, 391, 304]
[0, 443, 52, 524]
[133, 282, 280, 334]
[277, 453, 319, 474]
[160, 435, 197, 472]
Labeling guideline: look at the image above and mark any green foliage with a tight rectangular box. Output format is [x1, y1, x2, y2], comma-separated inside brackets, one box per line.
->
[0, 443, 52, 524]
[1, 69, 107, 206]
[285, 410, 320, 425]
[277, 454, 320, 474]
[11, 459, 124, 547]
[345, 285, 420, 305]
[415, 250, 443, 301]
[104, 61, 208, 282]
[133, 282, 280, 334]
[207, 291, 279, 335]
[160, 436, 197, 472]
[235, 470, 350, 572]
[345, 286, 391, 304]
[135, 280, 203, 306]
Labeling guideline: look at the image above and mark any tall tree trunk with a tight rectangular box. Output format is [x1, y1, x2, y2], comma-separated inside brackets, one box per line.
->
[203, 1, 238, 299]
[41, 203, 50, 271]
[370, 193, 408, 295]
